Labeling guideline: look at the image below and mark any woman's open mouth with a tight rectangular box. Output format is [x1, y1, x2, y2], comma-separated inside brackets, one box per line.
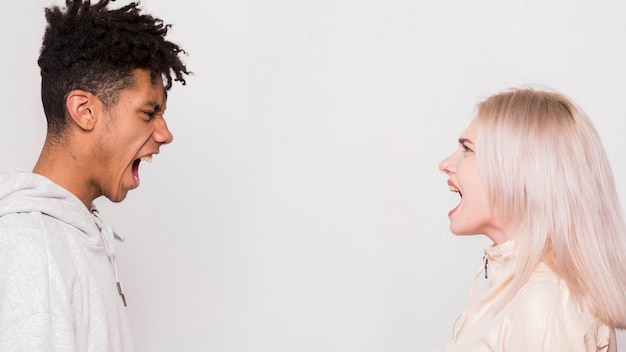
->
[448, 182, 462, 216]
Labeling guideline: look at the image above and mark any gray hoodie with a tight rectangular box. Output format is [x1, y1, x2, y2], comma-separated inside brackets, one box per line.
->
[0, 170, 134, 351]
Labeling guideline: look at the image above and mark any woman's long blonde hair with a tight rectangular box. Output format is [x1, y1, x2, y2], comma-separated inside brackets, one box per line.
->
[475, 87, 626, 327]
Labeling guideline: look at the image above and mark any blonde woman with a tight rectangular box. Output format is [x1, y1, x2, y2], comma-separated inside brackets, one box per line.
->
[439, 87, 626, 351]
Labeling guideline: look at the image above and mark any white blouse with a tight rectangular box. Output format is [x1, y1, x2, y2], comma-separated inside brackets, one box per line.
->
[445, 240, 615, 352]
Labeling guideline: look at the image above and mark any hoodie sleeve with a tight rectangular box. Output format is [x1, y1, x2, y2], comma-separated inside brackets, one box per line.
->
[0, 212, 77, 351]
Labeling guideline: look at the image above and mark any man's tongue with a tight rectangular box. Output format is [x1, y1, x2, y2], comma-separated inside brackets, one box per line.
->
[132, 159, 141, 184]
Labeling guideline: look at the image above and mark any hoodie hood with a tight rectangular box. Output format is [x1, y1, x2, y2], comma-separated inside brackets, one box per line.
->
[0, 170, 102, 244]
[0, 170, 127, 305]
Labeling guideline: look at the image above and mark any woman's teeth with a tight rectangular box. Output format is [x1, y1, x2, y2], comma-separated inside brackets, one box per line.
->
[140, 155, 153, 163]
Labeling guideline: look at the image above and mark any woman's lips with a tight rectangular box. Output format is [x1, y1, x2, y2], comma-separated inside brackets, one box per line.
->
[448, 202, 460, 217]
[447, 180, 461, 217]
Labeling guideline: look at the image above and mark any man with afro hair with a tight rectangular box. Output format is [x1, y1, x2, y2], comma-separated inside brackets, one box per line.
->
[0, 0, 189, 350]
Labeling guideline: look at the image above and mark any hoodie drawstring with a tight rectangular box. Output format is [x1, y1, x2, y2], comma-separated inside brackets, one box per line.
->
[92, 209, 127, 307]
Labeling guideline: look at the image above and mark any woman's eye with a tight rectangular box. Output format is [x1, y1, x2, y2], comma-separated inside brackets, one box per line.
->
[462, 144, 473, 153]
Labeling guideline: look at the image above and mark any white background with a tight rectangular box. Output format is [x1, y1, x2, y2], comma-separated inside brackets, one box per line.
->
[2, 0, 626, 351]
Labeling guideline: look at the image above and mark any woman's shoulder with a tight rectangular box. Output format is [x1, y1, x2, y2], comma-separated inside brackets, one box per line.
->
[514, 262, 577, 307]
[509, 262, 601, 328]
[499, 263, 614, 351]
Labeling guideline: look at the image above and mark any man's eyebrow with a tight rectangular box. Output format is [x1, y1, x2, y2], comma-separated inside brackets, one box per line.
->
[458, 138, 474, 145]
[143, 100, 165, 110]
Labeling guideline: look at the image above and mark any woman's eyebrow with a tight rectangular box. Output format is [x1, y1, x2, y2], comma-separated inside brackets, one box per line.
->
[458, 138, 474, 145]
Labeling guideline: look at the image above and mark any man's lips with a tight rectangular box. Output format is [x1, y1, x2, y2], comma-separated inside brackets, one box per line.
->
[139, 154, 154, 163]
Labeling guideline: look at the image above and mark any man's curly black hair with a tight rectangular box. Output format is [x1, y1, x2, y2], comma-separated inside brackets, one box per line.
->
[38, 0, 190, 136]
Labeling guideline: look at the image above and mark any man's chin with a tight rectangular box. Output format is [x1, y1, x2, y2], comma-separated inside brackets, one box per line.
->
[106, 189, 131, 203]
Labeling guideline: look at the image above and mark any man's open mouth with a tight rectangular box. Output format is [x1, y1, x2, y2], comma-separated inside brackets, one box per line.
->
[132, 155, 153, 182]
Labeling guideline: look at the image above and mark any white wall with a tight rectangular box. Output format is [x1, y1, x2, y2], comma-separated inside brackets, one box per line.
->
[2, 0, 626, 351]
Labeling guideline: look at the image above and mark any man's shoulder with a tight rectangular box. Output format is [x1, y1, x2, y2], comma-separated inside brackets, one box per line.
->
[0, 211, 86, 248]
[0, 212, 51, 259]
[0, 211, 48, 234]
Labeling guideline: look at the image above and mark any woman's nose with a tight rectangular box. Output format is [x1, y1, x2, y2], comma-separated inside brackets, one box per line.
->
[439, 155, 455, 174]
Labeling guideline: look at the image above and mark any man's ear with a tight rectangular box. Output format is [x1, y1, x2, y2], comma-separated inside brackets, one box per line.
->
[66, 90, 98, 131]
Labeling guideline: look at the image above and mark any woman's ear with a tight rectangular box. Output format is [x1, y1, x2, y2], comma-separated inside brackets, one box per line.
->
[66, 90, 98, 131]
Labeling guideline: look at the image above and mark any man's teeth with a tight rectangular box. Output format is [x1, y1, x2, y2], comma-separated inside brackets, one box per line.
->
[140, 155, 153, 163]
